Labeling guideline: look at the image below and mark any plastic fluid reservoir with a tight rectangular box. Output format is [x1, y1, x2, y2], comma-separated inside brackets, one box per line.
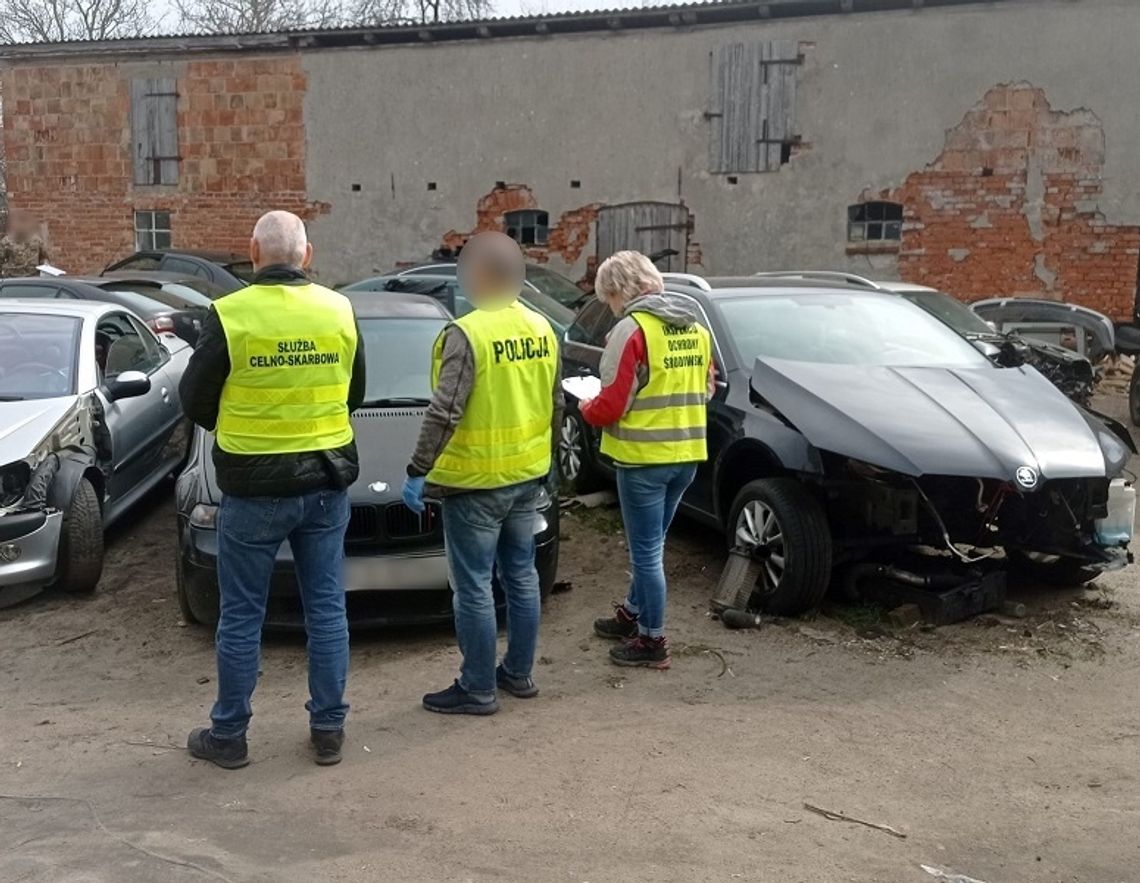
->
[1095, 479, 1136, 547]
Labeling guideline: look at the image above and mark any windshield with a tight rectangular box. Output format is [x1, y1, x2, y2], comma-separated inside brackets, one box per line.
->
[358, 317, 448, 403]
[225, 261, 255, 283]
[902, 290, 993, 336]
[717, 292, 989, 368]
[526, 265, 587, 309]
[0, 313, 81, 399]
[102, 283, 212, 310]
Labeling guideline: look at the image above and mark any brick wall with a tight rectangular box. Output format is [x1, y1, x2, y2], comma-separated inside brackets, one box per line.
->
[0, 56, 324, 274]
[879, 83, 1140, 321]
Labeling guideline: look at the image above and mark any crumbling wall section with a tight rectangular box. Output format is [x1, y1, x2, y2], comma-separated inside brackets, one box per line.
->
[1, 57, 324, 273]
[875, 83, 1140, 320]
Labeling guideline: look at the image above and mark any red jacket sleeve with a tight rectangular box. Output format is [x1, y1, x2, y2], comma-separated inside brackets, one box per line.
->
[580, 328, 647, 427]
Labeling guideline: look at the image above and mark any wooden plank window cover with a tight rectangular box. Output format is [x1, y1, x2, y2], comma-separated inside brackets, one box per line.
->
[131, 77, 180, 186]
[708, 41, 799, 173]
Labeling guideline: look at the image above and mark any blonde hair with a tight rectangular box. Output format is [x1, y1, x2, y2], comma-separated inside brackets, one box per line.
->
[595, 251, 664, 305]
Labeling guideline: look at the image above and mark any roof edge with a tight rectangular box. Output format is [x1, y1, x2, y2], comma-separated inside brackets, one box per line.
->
[0, 0, 1010, 60]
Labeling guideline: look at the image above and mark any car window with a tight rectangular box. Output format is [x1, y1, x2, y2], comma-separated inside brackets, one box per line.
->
[905, 291, 993, 336]
[0, 283, 63, 298]
[566, 300, 615, 347]
[114, 255, 161, 272]
[161, 256, 207, 278]
[357, 317, 449, 403]
[0, 312, 81, 399]
[224, 261, 255, 283]
[95, 312, 164, 380]
[717, 292, 989, 367]
[525, 265, 587, 309]
[104, 282, 212, 309]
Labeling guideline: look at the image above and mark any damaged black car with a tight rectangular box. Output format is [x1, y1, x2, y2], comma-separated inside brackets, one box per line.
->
[561, 279, 1135, 616]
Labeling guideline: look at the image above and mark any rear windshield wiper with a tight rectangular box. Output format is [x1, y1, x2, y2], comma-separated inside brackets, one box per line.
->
[360, 396, 432, 407]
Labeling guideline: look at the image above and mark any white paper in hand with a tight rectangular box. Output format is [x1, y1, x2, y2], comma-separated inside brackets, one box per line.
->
[562, 374, 602, 402]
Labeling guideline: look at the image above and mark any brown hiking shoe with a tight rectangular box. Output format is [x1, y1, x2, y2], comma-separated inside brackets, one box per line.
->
[593, 603, 639, 640]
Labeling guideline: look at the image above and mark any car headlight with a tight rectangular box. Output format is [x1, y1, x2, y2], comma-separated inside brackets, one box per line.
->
[189, 503, 218, 529]
[0, 461, 31, 509]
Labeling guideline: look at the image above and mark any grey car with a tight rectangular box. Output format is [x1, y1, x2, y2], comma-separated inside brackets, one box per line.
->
[0, 301, 192, 607]
[174, 292, 560, 628]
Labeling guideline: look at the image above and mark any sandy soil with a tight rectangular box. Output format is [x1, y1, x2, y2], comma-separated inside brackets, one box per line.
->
[2, 396, 1139, 883]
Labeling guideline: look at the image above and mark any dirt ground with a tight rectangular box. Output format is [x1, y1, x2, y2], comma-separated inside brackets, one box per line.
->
[2, 397, 1140, 883]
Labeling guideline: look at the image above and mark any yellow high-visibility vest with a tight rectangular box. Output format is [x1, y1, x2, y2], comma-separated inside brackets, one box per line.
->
[600, 311, 710, 465]
[427, 300, 557, 490]
[214, 282, 357, 455]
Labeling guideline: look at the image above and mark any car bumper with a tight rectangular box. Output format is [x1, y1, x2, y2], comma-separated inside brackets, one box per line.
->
[0, 510, 63, 601]
[180, 522, 560, 628]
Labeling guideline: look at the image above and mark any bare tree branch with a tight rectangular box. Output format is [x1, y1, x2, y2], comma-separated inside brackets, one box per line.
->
[0, 0, 157, 42]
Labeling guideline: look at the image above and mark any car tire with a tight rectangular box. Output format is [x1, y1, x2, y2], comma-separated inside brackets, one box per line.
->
[1010, 551, 1103, 587]
[727, 478, 832, 616]
[558, 410, 604, 495]
[56, 478, 103, 594]
[1129, 369, 1140, 427]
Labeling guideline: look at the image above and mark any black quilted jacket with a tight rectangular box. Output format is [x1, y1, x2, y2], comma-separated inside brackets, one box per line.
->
[179, 266, 367, 498]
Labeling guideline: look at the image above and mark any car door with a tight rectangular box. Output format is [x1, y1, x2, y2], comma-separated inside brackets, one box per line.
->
[95, 311, 184, 518]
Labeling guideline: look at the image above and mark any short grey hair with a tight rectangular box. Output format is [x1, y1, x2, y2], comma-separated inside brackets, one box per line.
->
[595, 251, 664, 305]
[252, 210, 307, 267]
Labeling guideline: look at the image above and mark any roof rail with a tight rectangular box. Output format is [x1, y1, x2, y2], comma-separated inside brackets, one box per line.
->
[661, 272, 712, 291]
[753, 270, 884, 290]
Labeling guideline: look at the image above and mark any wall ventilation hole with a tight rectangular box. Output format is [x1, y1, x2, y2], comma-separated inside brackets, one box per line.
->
[427, 181, 437, 191]
[726, 176, 738, 185]
[570, 180, 581, 189]
[351, 183, 361, 192]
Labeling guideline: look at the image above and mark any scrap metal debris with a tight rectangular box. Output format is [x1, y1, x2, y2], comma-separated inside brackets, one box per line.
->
[920, 864, 988, 883]
[802, 802, 906, 839]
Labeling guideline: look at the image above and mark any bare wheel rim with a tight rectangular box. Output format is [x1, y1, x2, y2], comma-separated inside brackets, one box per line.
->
[735, 500, 786, 592]
[559, 416, 583, 481]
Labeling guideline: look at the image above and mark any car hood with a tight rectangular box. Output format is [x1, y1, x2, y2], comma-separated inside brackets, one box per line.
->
[0, 396, 80, 463]
[751, 358, 1107, 482]
[196, 405, 426, 506]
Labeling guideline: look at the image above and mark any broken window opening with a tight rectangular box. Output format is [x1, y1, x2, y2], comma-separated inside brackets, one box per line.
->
[134, 210, 172, 251]
[504, 210, 550, 246]
[847, 202, 903, 243]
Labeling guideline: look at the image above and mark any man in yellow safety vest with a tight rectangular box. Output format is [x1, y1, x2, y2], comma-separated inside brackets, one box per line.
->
[403, 231, 562, 714]
[180, 210, 366, 768]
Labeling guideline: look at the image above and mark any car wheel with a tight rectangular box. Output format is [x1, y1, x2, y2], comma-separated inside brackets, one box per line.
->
[558, 411, 603, 494]
[727, 478, 832, 616]
[1130, 369, 1140, 427]
[1010, 551, 1103, 587]
[56, 478, 103, 594]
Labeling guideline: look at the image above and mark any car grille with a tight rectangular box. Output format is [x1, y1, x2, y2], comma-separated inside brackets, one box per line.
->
[385, 501, 441, 539]
[345, 502, 441, 545]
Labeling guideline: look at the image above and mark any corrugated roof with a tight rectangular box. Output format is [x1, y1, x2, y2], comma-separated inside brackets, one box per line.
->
[0, 0, 1011, 58]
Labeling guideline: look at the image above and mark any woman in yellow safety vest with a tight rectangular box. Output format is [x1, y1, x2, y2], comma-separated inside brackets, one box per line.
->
[580, 251, 714, 670]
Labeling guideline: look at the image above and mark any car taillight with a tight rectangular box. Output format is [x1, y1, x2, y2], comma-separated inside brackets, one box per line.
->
[149, 316, 176, 334]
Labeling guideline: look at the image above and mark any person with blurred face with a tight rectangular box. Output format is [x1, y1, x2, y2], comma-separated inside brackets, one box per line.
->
[0, 209, 50, 278]
[403, 231, 562, 714]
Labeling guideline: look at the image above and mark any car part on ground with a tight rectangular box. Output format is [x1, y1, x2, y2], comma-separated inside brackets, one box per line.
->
[970, 296, 1116, 361]
[564, 275, 1135, 616]
[0, 302, 192, 607]
[174, 292, 562, 629]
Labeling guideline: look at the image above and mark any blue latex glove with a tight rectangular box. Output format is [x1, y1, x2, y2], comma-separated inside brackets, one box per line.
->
[402, 476, 426, 514]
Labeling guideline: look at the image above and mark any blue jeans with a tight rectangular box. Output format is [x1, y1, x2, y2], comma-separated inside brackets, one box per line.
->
[211, 489, 351, 739]
[442, 480, 542, 698]
[616, 463, 698, 638]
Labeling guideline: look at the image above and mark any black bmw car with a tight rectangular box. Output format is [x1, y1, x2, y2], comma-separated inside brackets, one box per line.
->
[561, 278, 1135, 615]
[175, 292, 560, 628]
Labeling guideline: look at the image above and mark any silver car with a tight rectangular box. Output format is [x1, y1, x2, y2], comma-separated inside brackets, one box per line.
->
[0, 301, 192, 607]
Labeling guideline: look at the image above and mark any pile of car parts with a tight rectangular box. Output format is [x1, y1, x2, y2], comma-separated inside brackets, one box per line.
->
[845, 563, 1007, 626]
[710, 545, 765, 627]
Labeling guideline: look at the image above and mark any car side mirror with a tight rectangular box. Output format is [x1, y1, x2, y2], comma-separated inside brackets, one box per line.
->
[106, 370, 151, 401]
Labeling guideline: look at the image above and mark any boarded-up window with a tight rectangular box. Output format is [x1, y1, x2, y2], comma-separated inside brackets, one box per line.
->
[130, 78, 179, 186]
[708, 41, 799, 174]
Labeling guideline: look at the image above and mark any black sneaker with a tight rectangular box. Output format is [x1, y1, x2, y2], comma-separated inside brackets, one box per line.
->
[310, 728, 345, 766]
[422, 681, 500, 715]
[609, 635, 671, 670]
[187, 727, 249, 770]
[496, 664, 539, 699]
[593, 603, 639, 640]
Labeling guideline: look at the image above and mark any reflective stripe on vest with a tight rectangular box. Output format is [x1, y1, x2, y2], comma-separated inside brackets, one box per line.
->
[427, 300, 557, 490]
[214, 282, 357, 455]
[600, 311, 710, 465]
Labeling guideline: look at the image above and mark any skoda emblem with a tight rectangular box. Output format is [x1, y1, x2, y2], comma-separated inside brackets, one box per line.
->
[1014, 466, 1039, 490]
[368, 481, 389, 495]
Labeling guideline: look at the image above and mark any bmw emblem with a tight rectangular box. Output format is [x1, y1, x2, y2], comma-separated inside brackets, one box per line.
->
[1014, 465, 1039, 490]
[368, 481, 389, 494]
